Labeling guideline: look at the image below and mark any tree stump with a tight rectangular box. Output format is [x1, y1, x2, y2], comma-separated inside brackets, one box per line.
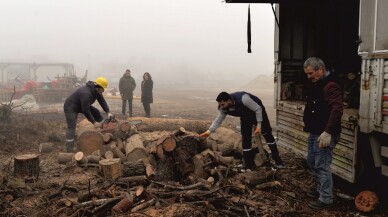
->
[99, 158, 122, 180]
[14, 154, 40, 181]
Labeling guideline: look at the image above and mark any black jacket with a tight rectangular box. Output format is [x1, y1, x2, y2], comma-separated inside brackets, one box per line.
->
[141, 79, 153, 104]
[64, 81, 110, 123]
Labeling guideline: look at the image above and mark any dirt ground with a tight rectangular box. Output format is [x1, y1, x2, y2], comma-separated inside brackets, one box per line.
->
[0, 88, 387, 217]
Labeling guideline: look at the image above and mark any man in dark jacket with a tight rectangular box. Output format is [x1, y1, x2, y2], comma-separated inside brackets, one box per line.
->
[303, 57, 343, 209]
[63, 77, 114, 152]
[199, 91, 285, 169]
[119, 69, 136, 116]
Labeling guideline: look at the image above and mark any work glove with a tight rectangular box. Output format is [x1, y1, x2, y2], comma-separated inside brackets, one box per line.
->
[93, 122, 102, 128]
[108, 112, 115, 120]
[199, 130, 211, 138]
[254, 126, 261, 136]
[317, 131, 332, 148]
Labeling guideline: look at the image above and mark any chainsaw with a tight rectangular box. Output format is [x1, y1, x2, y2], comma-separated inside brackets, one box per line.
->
[100, 114, 117, 129]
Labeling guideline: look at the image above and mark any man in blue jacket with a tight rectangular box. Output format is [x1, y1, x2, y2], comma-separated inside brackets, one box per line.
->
[63, 77, 114, 152]
[200, 91, 284, 169]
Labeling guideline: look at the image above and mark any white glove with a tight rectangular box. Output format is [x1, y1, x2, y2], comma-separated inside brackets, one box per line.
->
[317, 131, 332, 148]
[93, 122, 102, 128]
[108, 112, 114, 119]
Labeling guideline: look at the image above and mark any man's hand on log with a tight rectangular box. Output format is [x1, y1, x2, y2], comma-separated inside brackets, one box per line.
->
[199, 130, 210, 138]
[93, 122, 102, 128]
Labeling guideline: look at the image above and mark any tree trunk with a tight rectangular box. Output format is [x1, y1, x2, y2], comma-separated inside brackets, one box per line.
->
[14, 154, 40, 181]
[77, 130, 104, 155]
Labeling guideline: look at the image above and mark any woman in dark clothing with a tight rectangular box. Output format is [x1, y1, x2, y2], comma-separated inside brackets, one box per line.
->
[141, 72, 153, 117]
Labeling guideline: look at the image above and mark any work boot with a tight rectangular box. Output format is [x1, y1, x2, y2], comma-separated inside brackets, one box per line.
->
[268, 144, 285, 168]
[66, 141, 74, 153]
[242, 149, 256, 169]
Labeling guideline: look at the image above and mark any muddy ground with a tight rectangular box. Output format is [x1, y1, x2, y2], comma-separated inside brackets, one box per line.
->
[0, 87, 387, 217]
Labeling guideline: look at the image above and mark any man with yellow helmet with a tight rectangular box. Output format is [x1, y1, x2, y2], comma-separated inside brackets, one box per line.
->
[63, 77, 114, 152]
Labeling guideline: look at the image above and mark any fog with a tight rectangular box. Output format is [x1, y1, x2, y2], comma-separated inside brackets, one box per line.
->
[0, 0, 275, 90]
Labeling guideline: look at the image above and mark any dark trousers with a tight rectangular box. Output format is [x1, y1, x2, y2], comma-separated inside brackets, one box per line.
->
[64, 106, 103, 152]
[122, 99, 133, 116]
[143, 102, 151, 117]
[240, 112, 282, 166]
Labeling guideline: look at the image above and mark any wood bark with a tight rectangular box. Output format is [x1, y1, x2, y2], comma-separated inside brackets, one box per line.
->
[14, 154, 40, 181]
[134, 117, 211, 133]
[58, 153, 75, 164]
[112, 192, 134, 214]
[99, 158, 122, 180]
[39, 142, 53, 153]
[86, 155, 101, 164]
[122, 162, 145, 177]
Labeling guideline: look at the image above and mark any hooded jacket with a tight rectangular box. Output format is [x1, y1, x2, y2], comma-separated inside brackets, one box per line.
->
[64, 81, 110, 123]
[119, 73, 136, 100]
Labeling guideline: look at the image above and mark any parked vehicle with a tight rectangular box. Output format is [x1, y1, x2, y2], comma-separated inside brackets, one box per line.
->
[227, 0, 388, 191]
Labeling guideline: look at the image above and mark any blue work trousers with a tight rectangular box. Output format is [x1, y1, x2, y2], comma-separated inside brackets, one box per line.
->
[307, 133, 339, 204]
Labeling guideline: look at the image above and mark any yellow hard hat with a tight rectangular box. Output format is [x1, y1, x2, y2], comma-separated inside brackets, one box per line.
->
[95, 77, 108, 89]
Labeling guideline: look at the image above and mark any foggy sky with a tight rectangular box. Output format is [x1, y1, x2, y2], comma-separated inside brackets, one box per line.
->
[0, 0, 275, 89]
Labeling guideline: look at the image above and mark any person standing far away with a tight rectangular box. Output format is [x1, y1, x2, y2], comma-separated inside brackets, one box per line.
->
[303, 57, 343, 210]
[63, 77, 114, 153]
[141, 72, 153, 118]
[199, 91, 285, 169]
[119, 69, 136, 117]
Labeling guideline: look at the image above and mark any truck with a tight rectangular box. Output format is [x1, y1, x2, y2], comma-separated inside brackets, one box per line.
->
[226, 0, 388, 192]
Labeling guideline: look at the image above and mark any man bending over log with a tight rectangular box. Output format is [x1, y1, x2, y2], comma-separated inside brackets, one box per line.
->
[63, 77, 114, 152]
[199, 91, 285, 169]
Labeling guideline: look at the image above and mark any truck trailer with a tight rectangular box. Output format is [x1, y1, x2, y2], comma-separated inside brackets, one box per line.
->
[227, 0, 388, 192]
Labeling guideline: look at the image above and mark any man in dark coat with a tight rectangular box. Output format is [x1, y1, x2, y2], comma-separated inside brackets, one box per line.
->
[63, 77, 113, 152]
[141, 72, 153, 117]
[303, 57, 343, 209]
[119, 69, 136, 116]
[199, 91, 285, 169]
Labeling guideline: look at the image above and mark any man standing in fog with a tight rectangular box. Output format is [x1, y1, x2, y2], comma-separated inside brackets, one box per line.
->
[119, 69, 136, 116]
[303, 57, 343, 209]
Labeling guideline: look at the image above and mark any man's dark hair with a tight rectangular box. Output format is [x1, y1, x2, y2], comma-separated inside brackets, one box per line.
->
[216, 92, 231, 102]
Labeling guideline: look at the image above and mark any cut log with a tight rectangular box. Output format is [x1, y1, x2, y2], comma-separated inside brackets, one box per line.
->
[142, 157, 155, 178]
[255, 181, 282, 190]
[116, 138, 125, 153]
[110, 143, 125, 162]
[156, 144, 164, 159]
[162, 137, 176, 152]
[102, 133, 114, 143]
[14, 154, 40, 181]
[125, 134, 148, 163]
[172, 127, 187, 137]
[74, 152, 88, 164]
[86, 155, 101, 164]
[119, 121, 131, 133]
[91, 150, 101, 157]
[112, 192, 134, 214]
[104, 151, 114, 160]
[193, 154, 208, 179]
[122, 162, 145, 177]
[243, 170, 277, 186]
[99, 158, 122, 180]
[77, 130, 104, 155]
[39, 142, 53, 153]
[58, 153, 75, 164]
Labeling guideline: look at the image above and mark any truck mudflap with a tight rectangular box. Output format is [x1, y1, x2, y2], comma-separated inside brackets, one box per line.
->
[276, 101, 359, 183]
